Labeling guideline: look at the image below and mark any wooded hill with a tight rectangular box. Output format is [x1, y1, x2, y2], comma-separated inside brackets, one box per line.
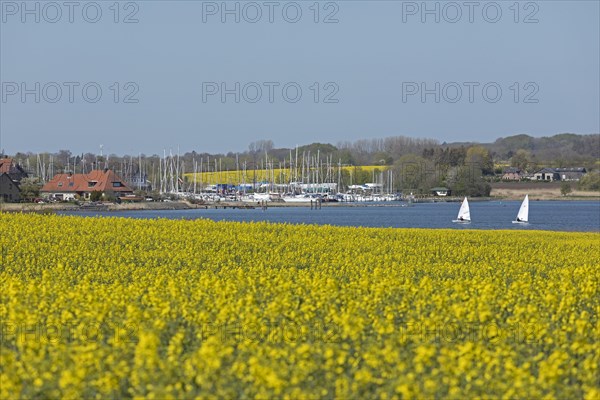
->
[483, 133, 600, 165]
[6, 132, 599, 198]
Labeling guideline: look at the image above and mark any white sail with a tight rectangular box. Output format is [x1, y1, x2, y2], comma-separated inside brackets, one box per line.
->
[514, 195, 529, 223]
[453, 197, 470, 222]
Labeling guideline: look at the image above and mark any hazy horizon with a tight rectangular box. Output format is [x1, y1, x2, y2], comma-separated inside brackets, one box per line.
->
[3, 131, 600, 157]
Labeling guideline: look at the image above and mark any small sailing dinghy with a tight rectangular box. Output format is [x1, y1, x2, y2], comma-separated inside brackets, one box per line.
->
[452, 197, 471, 223]
[512, 194, 529, 224]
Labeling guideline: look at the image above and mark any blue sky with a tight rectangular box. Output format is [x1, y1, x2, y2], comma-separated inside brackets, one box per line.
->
[1, 0, 599, 155]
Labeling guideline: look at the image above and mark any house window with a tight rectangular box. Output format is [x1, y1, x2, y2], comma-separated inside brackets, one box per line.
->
[69, 182, 74, 187]
[88, 181, 97, 188]
[58, 182, 63, 187]
[112, 182, 122, 187]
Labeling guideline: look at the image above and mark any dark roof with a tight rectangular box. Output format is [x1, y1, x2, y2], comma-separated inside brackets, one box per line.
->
[0, 173, 20, 190]
[0, 158, 28, 177]
[536, 167, 587, 174]
[555, 167, 586, 173]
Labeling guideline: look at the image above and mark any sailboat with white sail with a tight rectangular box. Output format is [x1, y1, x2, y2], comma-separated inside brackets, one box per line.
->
[512, 194, 529, 224]
[452, 197, 471, 223]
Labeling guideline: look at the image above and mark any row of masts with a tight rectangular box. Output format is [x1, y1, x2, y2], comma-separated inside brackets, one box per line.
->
[20, 148, 396, 195]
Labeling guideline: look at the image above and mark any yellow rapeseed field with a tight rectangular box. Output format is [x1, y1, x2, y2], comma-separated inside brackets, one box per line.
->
[184, 165, 387, 185]
[1, 213, 598, 399]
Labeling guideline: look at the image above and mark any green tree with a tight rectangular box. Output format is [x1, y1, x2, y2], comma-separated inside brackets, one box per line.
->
[465, 146, 494, 175]
[349, 167, 371, 186]
[578, 171, 600, 191]
[18, 177, 42, 202]
[338, 150, 355, 165]
[510, 149, 531, 171]
[448, 165, 491, 197]
[560, 181, 572, 196]
[90, 191, 102, 202]
[393, 154, 439, 193]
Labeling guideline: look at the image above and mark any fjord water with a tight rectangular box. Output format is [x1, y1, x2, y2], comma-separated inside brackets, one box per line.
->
[60, 200, 600, 232]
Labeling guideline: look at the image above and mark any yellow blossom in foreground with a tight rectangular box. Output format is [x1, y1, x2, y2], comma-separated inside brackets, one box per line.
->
[0, 213, 598, 398]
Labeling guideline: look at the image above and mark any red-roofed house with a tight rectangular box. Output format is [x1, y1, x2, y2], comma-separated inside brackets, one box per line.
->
[0, 157, 28, 182]
[41, 169, 133, 201]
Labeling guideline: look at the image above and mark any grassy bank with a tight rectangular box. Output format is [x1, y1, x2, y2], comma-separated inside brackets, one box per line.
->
[490, 182, 600, 200]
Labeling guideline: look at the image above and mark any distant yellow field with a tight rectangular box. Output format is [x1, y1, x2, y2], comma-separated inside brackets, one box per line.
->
[184, 165, 389, 185]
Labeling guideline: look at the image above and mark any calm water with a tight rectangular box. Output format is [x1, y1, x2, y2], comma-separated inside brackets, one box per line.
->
[58, 201, 600, 232]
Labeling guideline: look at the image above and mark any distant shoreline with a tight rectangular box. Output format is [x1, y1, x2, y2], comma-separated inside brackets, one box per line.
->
[1, 193, 598, 214]
[489, 182, 600, 201]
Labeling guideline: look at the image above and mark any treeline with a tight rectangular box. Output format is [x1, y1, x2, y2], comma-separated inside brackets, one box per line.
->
[8, 136, 443, 180]
[7, 133, 599, 197]
[389, 146, 494, 197]
[485, 133, 600, 166]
